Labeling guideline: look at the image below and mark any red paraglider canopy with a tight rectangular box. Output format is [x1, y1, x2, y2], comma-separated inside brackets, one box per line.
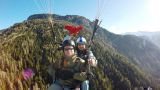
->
[64, 25, 83, 36]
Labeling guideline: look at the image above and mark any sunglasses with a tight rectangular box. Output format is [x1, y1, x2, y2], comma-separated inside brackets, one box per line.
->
[78, 43, 85, 45]
[64, 48, 74, 51]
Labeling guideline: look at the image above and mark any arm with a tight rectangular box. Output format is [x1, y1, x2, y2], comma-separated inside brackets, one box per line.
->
[73, 58, 87, 81]
[73, 72, 87, 81]
[87, 50, 97, 67]
[47, 59, 62, 79]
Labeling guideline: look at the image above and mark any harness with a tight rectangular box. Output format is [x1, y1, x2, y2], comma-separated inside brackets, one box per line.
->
[77, 49, 88, 62]
[54, 57, 83, 88]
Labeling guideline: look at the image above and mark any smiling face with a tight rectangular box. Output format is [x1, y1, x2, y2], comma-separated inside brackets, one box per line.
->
[64, 46, 75, 57]
[77, 43, 86, 51]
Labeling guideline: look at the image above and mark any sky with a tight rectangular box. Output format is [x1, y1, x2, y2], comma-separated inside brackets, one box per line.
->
[0, 0, 160, 34]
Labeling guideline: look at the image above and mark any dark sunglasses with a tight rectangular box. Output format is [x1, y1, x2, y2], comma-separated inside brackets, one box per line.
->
[64, 48, 74, 51]
[78, 43, 85, 45]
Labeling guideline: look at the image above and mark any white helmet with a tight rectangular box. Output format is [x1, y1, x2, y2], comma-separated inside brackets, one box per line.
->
[76, 36, 87, 44]
[63, 35, 71, 42]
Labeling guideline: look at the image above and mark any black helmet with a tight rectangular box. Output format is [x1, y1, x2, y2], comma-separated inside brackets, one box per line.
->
[62, 40, 75, 48]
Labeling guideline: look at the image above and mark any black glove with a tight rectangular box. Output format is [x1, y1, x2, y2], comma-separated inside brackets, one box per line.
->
[87, 70, 95, 79]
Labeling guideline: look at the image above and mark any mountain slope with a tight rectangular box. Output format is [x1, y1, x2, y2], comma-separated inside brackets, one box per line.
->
[126, 31, 160, 48]
[0, 30, 5, 34]
[95, 27, 160, 78]
[110, 35, 160, 77]
[27, 14, 93, 30]
[0, 14, 159, 89]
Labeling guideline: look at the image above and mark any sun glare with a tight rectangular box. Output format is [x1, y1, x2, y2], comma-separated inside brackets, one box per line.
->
[148, 0, 160, 19]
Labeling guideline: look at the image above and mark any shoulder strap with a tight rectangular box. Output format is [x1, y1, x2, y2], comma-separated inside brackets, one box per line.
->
[60, 57, 65, 68]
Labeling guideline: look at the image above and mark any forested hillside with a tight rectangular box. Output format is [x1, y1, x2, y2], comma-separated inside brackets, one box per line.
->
[0, 15, 159, 90]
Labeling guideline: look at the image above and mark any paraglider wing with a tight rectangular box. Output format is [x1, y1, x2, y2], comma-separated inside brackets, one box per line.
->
[64, 25, 74, 34]
[75, 25, 83, 35]
[65, 25, 83, 35]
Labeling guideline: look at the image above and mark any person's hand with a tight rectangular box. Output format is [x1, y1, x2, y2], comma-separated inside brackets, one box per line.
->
[88, 57, 97, 67]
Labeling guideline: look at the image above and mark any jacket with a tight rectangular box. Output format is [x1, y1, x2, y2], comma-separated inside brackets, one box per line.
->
[48, 55, 87, 87]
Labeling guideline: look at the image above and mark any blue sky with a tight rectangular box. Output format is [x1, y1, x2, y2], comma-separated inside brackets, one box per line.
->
[0, 0, 160, 34]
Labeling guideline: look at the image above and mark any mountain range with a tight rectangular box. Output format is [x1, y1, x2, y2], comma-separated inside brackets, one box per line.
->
[30, 14, 160, 80]
[126, 31, 160, 48]
[0, 14, 160, 89]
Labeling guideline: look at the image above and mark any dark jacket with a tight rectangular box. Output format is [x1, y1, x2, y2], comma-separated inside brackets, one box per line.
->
[77, 48, 96, 61]
[48, 55, 87, 87]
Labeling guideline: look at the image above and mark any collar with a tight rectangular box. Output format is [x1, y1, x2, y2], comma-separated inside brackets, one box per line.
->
[64, 54, 77, 62]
